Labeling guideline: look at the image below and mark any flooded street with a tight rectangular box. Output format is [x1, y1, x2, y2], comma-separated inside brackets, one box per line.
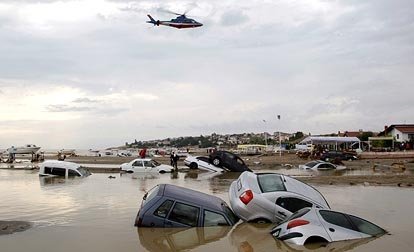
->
[1, 169, 413, 252]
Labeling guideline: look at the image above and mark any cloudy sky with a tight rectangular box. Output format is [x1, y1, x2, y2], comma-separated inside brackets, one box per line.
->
[0, 0, 413, 149]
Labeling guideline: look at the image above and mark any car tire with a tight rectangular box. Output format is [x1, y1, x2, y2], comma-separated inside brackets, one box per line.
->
[212, 158, 221, 167]
[304, 236, 328, 246]
[251, 218, 271, 224]
[127, 170, 133, 174]
[159, 170, 166, 174]
[189, 162, 198, 169]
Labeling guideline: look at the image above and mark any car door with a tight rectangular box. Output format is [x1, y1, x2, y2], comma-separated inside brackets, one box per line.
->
[132, 160, 144, 171]
[318, 210, 364, 241]
[165, 201, 200, 227]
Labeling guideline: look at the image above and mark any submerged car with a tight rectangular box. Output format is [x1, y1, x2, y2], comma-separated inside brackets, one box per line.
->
[270, 207, 387, 245]
[184, 155, 225, 172]
[135, 184, 239, 227]
[120, 158, 173, 173]
[209, 151, 252, 172]
[299, 160, 346, 171]
[229, 172, 330, 223]
[39, 160, 91, 177]
[320, 151, 357, 162]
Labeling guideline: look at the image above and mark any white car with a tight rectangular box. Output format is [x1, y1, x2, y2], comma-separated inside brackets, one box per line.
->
[299, 160, 346, 171]
[183, 155, 225, 172]
[270, 207, 386, 245]
[120, 158, 173, 173]
[229, 172, 330, 224]
[39, 160, 91, 177]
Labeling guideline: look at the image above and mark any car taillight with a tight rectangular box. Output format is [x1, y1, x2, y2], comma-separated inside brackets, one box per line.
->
[239, 190, 253, 205]
[287, 219, 310, 229]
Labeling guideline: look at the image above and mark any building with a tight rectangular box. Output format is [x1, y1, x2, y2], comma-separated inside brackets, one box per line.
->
[379, 124, 414, 143]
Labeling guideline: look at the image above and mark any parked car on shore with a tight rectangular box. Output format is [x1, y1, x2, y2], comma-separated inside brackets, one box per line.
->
[209, 151, 252, 172]
[270, 207, 387, 245]
[184, 155, 225, 172]
[320, 151, 357, 162]
[120, 158, 173, 173]
[299, 160, 346, 171]
[229, 172, 330, 224]
[135, 184, 239, 227]
[39, 160, 91, 177]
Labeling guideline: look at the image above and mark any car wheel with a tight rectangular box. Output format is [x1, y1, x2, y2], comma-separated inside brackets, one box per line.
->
[212, 158, 221, 166]
[252, 218, 271, 224]
[304, 236, 328, 246]
[159, 170, 166, 174]
[127, 170, 133, 174]
[189, 162, 198, 169]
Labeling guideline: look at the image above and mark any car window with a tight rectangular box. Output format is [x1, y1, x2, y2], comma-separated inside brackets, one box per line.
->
[319, 210, 355, 230]
[151, 160, 160, 167]
[306, 161, 319, 167]
[143, 160, 152, 167]
[203, 210, 229, 226]
[348, 215, 386, 236]
[276, 197, 313, 213]
[44, 167, 52, 174]
[168, 202, 199, 227]
[257, 174, 286, 192]
[236, 157, 245, 165]
[142, 185, 160, 206]
[51, 168, 66, 176]
[133, 160, 143, 167]
[68, 169, 80, 176]
[197, 156, 210, 162]
[154, 200, 174, 218]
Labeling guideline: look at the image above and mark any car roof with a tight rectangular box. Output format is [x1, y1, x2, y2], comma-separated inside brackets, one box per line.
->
[161, 184, 226, 212]
[40, 160, 80, 169]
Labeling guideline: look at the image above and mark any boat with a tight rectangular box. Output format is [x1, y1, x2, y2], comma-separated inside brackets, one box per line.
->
[7, 144, 41, 154]
[59, 149, 76, 156]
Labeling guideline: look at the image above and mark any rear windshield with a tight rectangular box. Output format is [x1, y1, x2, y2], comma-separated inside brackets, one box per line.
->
[143, 185, 160, 206]
[257, 174, 286, 192]
[283, 208, 311, 223]
[223, 204, 239, 224]
[77, 167, 91, 176]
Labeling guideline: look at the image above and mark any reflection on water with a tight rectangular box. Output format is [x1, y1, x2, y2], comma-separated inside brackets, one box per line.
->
[0, 169, 413, 252]
[138, 226, 231, 251]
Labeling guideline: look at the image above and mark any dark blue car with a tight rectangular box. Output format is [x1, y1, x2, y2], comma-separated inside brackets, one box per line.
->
[135, 184, 239, 227]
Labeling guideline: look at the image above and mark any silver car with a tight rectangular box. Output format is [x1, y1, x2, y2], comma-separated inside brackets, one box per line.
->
[270, 207, 387, 245]
[229, 172, 330, 223]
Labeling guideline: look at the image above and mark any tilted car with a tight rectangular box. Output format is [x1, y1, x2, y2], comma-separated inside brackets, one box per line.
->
[320, 151, 357, 162]
[39, 160, 91, 177]
[120, 158, 173, 173]
[209, 151, 252, 172]
[270, 207, 387, 245]
[135, 184, 239, 227]
[183, 155, 225, 172]
[229, 172, 330, 223]
[299, 160, 346, 171]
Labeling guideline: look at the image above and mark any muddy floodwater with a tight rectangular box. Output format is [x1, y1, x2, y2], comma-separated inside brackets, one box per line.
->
[1, 169, 413, 252]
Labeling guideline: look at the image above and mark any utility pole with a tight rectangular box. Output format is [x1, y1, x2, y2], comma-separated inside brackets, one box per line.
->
[263, 120, 268, 149]
[277, 115, 281, 157]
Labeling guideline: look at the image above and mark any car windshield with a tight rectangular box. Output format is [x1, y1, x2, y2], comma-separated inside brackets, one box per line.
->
[77, 167, 91, 176]
[151, 160, 160, 167]
[305, 161, 320, 168]
[222, 203, 239, 224]
[257, 174, 286, 192]
[282, 208, 311, 223]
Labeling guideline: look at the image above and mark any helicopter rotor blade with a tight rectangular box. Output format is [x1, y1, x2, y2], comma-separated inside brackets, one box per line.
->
[157, 8, 182, 16]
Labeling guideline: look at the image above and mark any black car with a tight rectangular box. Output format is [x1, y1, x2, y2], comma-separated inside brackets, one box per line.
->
[320, 150, 357, 162]
[135, 184, 239, 227]
[209, 150, 252, 172]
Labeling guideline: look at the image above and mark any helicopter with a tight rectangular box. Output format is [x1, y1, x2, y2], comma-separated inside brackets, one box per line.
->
[146, 12, 203, 29]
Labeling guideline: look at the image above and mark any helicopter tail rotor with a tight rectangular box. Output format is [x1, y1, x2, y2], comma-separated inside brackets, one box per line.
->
[146, 14, 160, 26]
